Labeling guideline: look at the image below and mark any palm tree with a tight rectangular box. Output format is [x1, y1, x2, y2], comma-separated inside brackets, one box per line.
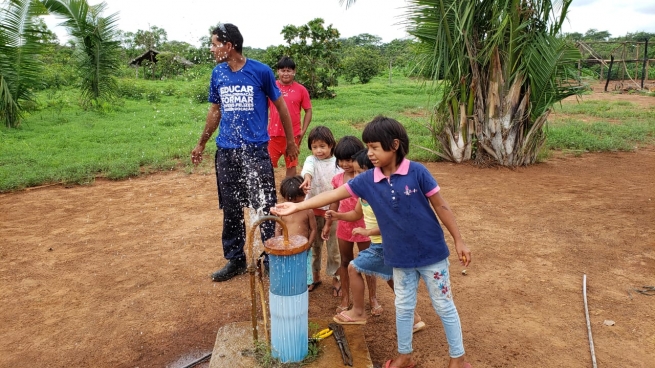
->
[0, 0, 48, 128]
[42, 0, 121, 106]
[341, 0, 583, 166]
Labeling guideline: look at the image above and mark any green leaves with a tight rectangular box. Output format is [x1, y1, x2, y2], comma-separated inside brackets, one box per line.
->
[406, 0, 583, 165]
[42, 0, 121, 106]
[522, 33, 583, 119]
[278, 18, 341, 99]
[341, 47, 384, 84]
[0, 0, 48, 127]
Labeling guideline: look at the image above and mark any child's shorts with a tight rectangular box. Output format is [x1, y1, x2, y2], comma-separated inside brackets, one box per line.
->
[350, 242, 393, 281]
[268, 136, 300, 168]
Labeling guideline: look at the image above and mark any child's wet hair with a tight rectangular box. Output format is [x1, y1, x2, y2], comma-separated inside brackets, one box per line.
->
[334, 136, 365, 166]
[362, 115, 409, 165]
[279, 175, 304, 201]
[307, 126, 336, 155]
[352, 148, 373, 170]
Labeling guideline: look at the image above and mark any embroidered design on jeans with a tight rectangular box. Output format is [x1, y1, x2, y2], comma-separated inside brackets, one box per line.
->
[435, 269, 452, 298]
[404, 185, 418, 196]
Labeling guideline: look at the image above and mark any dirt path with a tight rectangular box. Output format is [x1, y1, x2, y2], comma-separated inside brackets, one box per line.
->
[1, 144, 653, 367]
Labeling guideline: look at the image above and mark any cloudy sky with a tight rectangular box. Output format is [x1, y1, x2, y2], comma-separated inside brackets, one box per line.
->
[43, 0, 655, 48]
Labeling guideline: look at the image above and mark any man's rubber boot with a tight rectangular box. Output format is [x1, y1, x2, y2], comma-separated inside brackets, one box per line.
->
[211, 258, 247, 282]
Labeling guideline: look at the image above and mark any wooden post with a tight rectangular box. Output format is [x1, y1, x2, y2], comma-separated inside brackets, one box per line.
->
[605, 55, 614, 92]
[621, 42, 627, 84]
[635, 43, 640, 81]
[641, 40, 649, 88]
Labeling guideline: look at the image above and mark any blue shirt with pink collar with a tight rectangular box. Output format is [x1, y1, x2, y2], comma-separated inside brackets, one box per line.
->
[345, 159, 449, 268]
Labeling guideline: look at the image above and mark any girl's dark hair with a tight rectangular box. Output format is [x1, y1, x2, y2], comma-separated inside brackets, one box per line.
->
[279, 175, 304, 201]
[334, 136, 365, 166]
[362, 115, 409, 165]
[307, 126, 336, 155]
[352, 148, 373, 170]
[276, 56, 296, 70]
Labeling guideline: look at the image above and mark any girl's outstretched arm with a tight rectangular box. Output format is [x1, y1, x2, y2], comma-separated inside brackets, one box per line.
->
[429, 192, 471, 267]
[272, 186, 351, 216]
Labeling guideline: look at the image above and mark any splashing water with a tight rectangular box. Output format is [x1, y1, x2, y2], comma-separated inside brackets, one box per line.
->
[246, 207, 266, 258]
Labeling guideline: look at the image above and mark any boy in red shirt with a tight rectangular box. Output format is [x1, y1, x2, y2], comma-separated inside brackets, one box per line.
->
[268, 56, 313, 177]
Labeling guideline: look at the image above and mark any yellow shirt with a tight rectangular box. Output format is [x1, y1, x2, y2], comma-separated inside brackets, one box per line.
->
[361, 199, 382, 244]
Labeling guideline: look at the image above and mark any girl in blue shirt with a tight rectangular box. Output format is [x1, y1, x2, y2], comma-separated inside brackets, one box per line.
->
[273, 116, 472, 368]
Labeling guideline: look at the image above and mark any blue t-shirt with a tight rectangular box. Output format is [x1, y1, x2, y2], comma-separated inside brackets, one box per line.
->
[345, 159, 449, 268]
[208, 59, 281, 148]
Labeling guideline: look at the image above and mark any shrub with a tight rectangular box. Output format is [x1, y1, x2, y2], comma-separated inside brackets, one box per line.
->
[116, 80, 146, 100]
[342, 48, 385, 84]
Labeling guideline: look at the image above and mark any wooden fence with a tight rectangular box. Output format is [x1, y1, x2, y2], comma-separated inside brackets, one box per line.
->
[576, 40, 653, 90]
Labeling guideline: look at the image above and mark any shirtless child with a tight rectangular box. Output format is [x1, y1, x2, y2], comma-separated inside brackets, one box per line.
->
[276, 176, 318, 289]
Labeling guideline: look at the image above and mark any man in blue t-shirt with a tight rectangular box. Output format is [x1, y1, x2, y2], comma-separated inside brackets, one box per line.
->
[191, 23, 299, 282]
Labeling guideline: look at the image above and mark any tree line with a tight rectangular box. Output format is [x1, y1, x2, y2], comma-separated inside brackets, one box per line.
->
[1, 0, 414, 129]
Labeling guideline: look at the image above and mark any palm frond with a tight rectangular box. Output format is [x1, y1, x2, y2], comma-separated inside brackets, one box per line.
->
[0, 0, 48, 127]
[404, 0, 582, 165]
[42, 0, 121, 104]
[521, 33, 582, 119]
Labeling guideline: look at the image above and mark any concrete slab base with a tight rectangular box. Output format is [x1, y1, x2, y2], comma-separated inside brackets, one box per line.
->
[209, 319, 373, 368]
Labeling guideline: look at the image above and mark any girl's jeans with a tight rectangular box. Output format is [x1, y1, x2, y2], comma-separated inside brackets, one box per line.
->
[393, 258, 465, 358]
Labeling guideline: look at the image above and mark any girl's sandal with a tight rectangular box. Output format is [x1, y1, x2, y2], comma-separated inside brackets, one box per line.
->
[371, 304, 383, 317]
[335, 305, 349, 313]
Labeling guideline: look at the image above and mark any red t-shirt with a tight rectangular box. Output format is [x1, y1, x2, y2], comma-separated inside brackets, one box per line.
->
[268, 81, 312, 137]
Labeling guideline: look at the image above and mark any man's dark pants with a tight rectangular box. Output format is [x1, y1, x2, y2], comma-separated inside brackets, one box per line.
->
[215, 144, 276, 262]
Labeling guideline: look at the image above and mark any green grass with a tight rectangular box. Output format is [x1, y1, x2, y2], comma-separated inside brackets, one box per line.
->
[1, 73, 653, 192]
[0, 85, 209, 191]
[547, 99, 655, 152]
[0, 75, 436, 192]
[551, 100, 655, 120]
[545, 120, 655, 152]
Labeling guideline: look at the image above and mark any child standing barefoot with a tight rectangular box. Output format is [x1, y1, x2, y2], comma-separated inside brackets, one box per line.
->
[299, 126, 342, 293]
[323, 136, 376, 313]
[273, 116, 473, 368]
